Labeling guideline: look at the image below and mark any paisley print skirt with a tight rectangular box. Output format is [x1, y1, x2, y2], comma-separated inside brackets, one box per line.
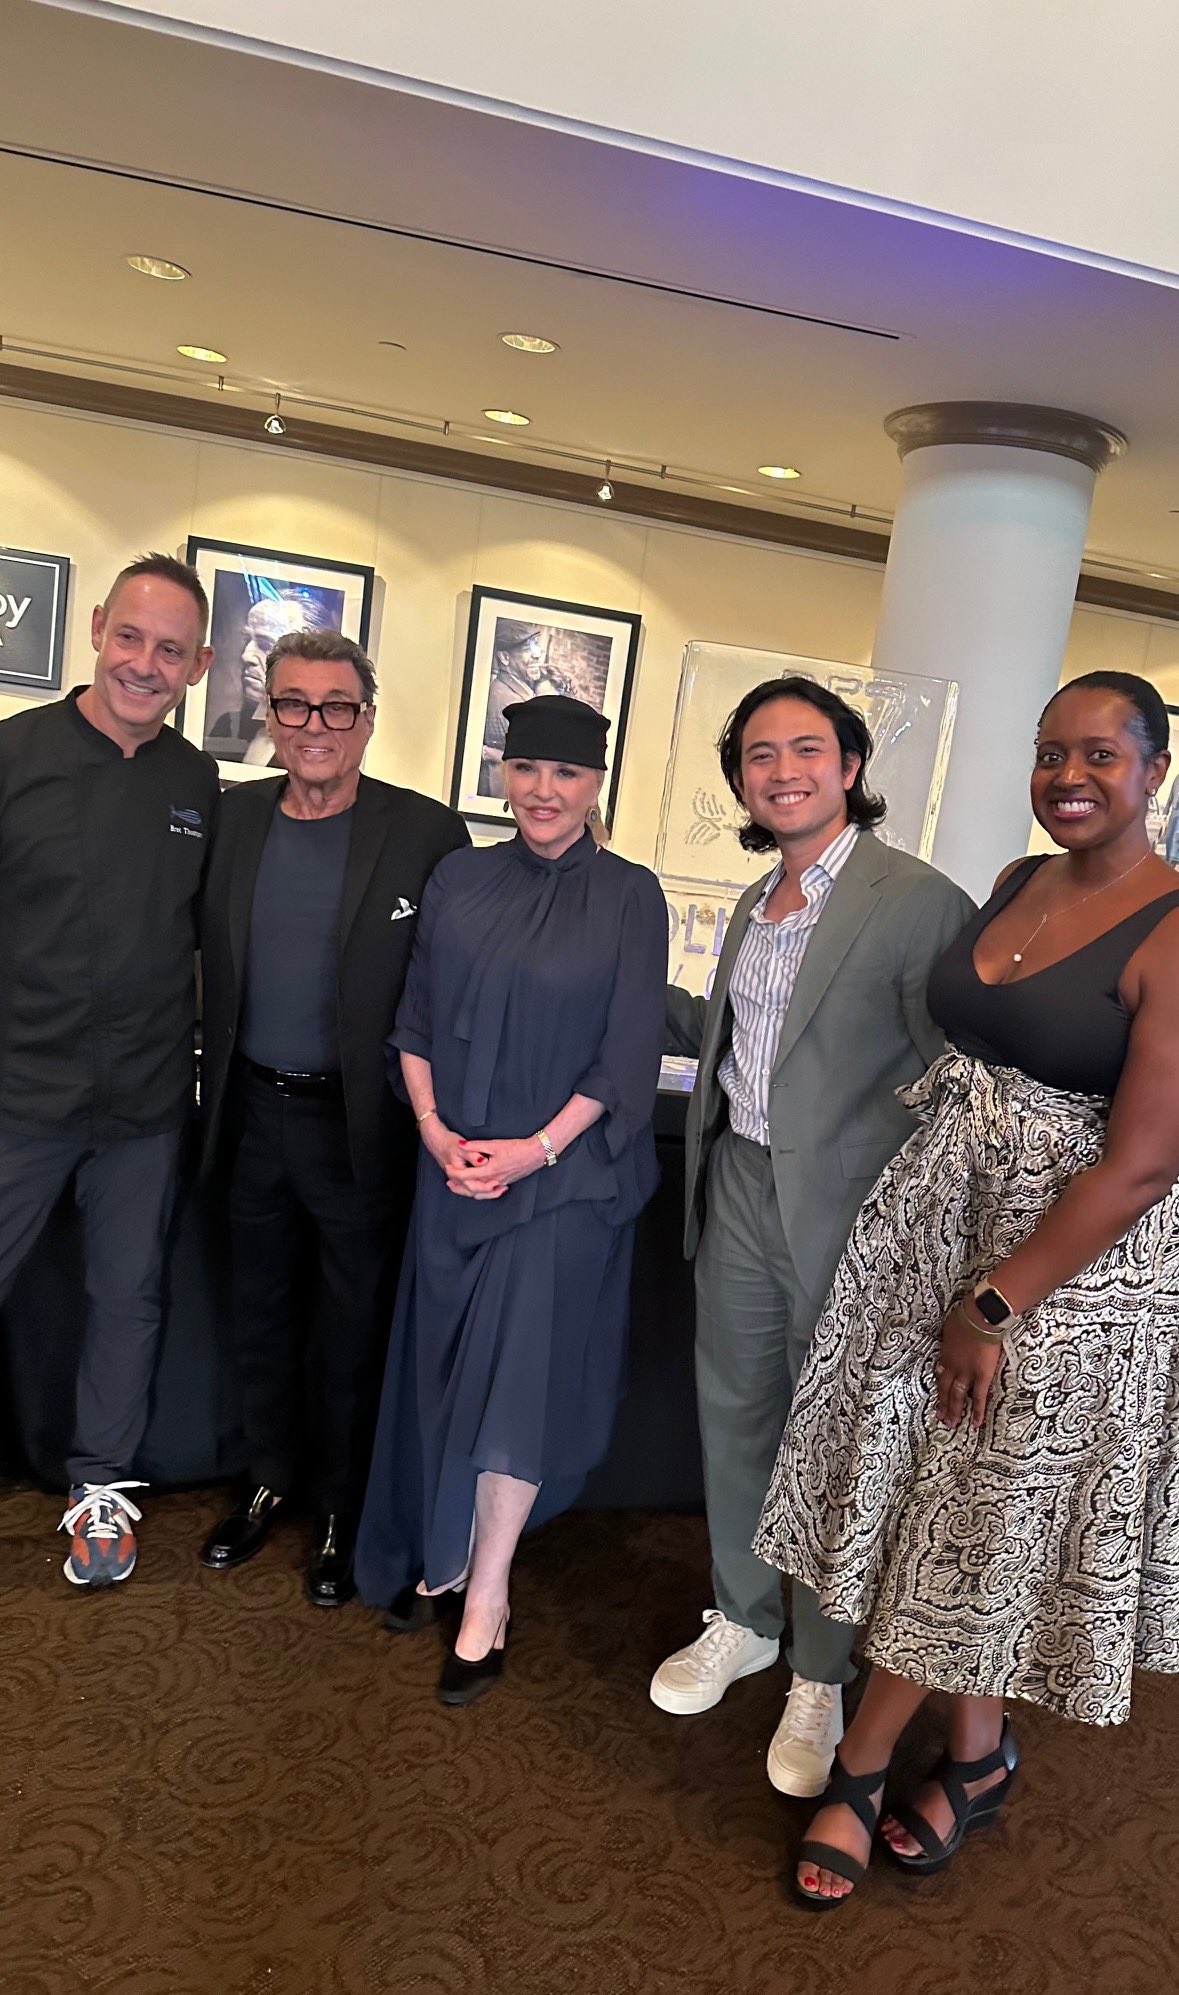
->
[753, 1051, 1179, 1726]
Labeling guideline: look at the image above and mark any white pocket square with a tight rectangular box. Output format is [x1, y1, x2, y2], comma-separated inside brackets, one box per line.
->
[390, 898, 417, 922]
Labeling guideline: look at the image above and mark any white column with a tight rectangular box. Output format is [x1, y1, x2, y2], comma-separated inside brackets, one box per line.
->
[871, 403, 1125, 902]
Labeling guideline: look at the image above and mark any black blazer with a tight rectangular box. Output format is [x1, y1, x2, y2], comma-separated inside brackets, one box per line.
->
[199, 772, 469, 1187]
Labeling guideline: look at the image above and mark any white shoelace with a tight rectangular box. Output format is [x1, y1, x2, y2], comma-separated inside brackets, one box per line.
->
[782, 1678, 840, 1748]
[59, 1480, 146, 1541]
[681, 1609, 754, 1677]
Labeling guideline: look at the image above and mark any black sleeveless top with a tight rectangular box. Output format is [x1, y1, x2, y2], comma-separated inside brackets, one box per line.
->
[928, 857, 1179, 1096]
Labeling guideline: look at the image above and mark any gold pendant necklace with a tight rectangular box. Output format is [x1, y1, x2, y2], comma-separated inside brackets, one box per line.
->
[1011, 849, 1151, 965]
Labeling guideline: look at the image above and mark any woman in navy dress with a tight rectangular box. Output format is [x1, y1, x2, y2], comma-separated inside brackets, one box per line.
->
[355, 695, 667, 1703]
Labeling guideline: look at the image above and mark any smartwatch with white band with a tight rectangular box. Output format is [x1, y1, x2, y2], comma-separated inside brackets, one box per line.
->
[972, 1280, 1018, 1332]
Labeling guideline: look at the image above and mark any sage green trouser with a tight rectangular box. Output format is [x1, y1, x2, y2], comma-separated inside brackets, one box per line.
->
[694, 1129, 857, 1684]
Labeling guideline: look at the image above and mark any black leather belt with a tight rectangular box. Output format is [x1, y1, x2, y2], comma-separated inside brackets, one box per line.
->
[244, 1060, 343, 1098]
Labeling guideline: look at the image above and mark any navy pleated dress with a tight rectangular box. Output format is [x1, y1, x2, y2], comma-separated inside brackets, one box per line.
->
[354, 830, 668, 1605]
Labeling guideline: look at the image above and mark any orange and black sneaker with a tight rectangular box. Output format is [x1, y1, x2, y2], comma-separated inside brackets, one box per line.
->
[58, 1482, 145, 1588]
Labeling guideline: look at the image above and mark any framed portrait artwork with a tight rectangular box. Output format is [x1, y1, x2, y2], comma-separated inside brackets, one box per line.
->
[178, 537, 375, 782]
[449, 585, 642, 828]
[1148, 705, 1179, 868]
[0, 546, 70, 693]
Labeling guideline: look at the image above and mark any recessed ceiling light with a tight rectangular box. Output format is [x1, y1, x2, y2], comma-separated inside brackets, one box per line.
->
[758, 464, 802, 480]
[126, 254, 190, 281]
[482, 408, 531, 426]
[500, 332, 559, 355]
[178, 344, 228, 364]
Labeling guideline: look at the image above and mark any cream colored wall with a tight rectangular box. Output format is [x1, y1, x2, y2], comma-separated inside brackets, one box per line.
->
[1027, 604, 1179, 855]
[0, 399, 884, 868]
[1, 396, 1171, 873]
[48, 0, 1179, 277]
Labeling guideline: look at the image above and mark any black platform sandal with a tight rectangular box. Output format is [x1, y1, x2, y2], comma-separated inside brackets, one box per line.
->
[794, 1752, 888, 1911]
[887, 1718, 1019, 1875]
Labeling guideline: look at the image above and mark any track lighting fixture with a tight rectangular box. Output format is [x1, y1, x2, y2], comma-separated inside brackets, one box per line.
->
[597, 461, 615, 503]
[264, 393, 286, 438]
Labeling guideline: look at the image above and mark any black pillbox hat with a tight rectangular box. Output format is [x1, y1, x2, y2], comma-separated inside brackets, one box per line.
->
[501, 694, 609, 769]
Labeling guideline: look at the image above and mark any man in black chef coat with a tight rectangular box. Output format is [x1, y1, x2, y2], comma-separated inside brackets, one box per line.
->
[0, 552, 218, 1587]
[198, 628, 467, 1607]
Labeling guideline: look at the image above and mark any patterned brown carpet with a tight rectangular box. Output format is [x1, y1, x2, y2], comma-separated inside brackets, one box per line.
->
[2, 1483, 1176, 1995]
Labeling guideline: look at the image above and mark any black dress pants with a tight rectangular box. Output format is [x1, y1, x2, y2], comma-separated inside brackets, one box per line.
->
[0, 1125, 181, 1486]
[226, 1071, 406, 1514]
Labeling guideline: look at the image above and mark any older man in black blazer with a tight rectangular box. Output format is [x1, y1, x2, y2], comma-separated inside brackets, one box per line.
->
[199, 629, 467, 1605]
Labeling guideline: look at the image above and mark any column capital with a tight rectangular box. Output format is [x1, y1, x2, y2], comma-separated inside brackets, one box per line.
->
[884, 401, 1127, 474]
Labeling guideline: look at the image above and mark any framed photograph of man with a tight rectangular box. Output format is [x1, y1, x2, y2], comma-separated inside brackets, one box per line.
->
[0, 547, 70, 693]
[450, 585, 641, 827]
[178, 538, 375, 782]
[1148, 705, 1179, 868]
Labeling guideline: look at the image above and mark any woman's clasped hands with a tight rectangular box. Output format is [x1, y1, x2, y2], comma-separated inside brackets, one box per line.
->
[421, 1116, 548, 1200]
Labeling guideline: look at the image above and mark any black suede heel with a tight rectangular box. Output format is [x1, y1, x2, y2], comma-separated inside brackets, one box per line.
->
[383, 1583, 466, 1633]
[436, 1613, 510, 1707]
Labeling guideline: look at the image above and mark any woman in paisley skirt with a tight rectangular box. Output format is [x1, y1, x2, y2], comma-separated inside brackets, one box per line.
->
[754, 671, 1179, 1907]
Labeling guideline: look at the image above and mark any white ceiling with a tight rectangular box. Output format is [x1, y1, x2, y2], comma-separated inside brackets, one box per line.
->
[5, 0, 1179, 580]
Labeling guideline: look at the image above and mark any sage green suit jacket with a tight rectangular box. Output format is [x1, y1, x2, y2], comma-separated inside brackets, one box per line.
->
[668, 830, 975, 1299]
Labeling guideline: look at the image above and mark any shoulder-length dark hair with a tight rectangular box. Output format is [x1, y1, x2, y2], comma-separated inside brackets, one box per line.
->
[717, 676, 887, 853]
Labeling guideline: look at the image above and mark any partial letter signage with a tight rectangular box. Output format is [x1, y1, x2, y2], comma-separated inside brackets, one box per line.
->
[0, 548, 70, 692]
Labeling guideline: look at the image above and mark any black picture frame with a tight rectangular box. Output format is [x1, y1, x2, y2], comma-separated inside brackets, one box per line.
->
[0, 546, 70, 693]
[449, 584, 642, 829]
[1152, 703, 1179, 868]
[178, 536, 376, 784]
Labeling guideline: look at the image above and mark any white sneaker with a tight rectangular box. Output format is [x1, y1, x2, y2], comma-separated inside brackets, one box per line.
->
[766, 1676, 844, 1797]
[649, 1610, 779, 1714]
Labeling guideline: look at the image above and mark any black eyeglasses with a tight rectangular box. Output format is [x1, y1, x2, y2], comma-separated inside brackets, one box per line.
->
[269, 696, 370, 731]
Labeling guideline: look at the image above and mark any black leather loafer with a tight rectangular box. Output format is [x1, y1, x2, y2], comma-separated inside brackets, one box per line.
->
[306, 1514, 356, 1609]
[201, 1486, 284, 1571]
[436, 1616, 510, 1707]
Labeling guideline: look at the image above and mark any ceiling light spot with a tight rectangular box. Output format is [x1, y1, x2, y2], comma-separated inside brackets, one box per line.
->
[178, 344, 228, 364]
[483, 408, 531, 426]
[758, 465, 802, 481]
[126, 254, 190, 281]
[501, 332, 559, 355]
[597, 462, 614, 503]
[264, 393, 286, 438]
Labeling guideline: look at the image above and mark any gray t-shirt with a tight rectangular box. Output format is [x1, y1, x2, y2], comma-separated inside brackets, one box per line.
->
[239, 806, 353, 1073]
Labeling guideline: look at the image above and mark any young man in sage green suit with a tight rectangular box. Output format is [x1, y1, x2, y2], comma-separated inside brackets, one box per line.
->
[650, 677, 974, 1797]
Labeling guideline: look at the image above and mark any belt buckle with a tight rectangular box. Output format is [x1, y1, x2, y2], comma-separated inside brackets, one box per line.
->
[284, 1068, 336, 1097]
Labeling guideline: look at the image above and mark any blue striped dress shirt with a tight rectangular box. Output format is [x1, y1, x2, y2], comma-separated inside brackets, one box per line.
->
[718, 823, 861, 1145]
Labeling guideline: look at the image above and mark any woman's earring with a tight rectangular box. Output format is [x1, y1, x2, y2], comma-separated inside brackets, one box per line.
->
[503, 799, 510, 814]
